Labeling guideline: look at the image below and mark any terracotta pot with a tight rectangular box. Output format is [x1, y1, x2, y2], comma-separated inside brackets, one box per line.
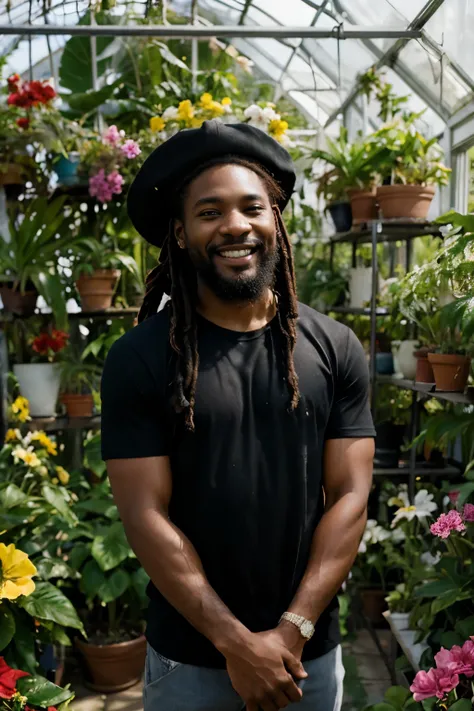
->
[61, 393, 94, 418]
[414, 350, 435, 383]
[75, 635, 146, 693]
[359, 588, 387, 626]
[427, 353, 471, 392]
[376, 185, 435, 220]
[0, 284, 38, 316]
[76, 269, 120, 312]
[0, 164, 24, 186]
[347, 187, 377, 225]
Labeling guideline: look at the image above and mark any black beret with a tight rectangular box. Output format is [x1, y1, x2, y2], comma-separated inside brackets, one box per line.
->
[127, 120, 296, 246]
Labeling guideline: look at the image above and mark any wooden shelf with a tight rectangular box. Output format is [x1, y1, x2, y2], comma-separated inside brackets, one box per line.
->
[68, 308, 139, 320]
[374, 465, 462, 477]
[28, 415, 101, 432]
[325, 306, 390, 316]
[329, 219, 441, 244]
[377, 375, 474, 405]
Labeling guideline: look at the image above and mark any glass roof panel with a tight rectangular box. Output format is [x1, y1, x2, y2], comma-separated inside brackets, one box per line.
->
[424, 0, 474, 79]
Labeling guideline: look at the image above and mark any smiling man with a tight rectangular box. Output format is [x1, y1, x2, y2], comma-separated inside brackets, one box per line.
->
[101, 121, 375, 711]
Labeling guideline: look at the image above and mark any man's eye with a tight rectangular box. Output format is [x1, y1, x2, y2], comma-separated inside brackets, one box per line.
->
[247, 205, 264, 213]
[200, 210, 219, 217]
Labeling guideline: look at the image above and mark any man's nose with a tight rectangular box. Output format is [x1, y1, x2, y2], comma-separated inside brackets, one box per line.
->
[219, 209, 252, 238]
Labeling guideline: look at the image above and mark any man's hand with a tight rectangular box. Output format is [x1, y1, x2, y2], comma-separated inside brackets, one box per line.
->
[222, 629, 307, 711]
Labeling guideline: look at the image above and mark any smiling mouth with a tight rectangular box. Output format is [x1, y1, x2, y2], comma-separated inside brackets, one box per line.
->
[215, 245, 259, 259]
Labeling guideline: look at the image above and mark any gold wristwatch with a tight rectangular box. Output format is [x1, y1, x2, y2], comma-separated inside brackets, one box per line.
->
[279, 612, 315, 640]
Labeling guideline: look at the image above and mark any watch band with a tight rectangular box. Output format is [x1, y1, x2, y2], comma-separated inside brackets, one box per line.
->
[279, 612, 315, 640]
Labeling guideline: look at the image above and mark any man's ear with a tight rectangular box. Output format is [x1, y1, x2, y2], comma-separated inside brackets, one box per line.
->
[174, 220, 186, 250]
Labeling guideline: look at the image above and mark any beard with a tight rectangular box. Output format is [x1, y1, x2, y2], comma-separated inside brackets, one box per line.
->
[187, 242, 279, 302]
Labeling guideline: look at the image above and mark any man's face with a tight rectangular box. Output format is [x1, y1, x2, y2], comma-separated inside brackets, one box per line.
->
[175, 164, 278, 301]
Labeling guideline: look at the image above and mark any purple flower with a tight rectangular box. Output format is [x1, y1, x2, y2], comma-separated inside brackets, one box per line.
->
[121, 139, 141, 159]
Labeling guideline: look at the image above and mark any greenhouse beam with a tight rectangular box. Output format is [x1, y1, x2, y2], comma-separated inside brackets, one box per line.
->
[0, 24, 424, 39]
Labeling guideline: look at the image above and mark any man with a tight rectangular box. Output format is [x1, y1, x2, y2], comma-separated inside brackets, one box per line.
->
[101, 120, 375, 711]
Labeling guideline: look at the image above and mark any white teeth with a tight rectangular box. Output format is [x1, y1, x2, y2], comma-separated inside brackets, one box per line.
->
[220, 249, 252, 258]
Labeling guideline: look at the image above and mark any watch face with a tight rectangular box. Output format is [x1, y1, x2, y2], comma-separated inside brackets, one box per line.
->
[301, 621, 313, 639]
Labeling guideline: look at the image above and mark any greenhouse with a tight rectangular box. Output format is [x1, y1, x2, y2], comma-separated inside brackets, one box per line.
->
[1, 1, 474, 710]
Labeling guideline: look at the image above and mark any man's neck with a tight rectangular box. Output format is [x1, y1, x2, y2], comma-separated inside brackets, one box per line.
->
[196, 283, 276, 333]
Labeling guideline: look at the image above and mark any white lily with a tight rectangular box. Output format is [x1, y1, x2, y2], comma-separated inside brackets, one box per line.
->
[391, 489, 437, 527]
[358, 519, 391, 553]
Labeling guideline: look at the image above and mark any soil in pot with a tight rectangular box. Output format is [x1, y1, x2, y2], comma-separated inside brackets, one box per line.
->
[327, 202, 352, 233]
[414, 350, 435, 383]
[359, 588, 387, 626]
[427, 353, 471, 392]
[0, 282, 38, 316]
[375, 422, 405, 468]
[76, 270, 120, 312]
[376, 185, 435, 220]
[75, 634, 146, 693]
[61, 393, 94, 418]
[347, 187, 377, 225]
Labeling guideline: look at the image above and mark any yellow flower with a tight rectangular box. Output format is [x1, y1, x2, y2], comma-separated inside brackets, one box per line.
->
[0, 543, 37, 600]
[12, 693, 28, 708]
[5, 428, 21, 443]
[190, 116, 205, 129]
[222, 97, 232, 106]
[56, 466, 70, 485]
[10, 396, 30, 423]
[199, 92, 213, 107]
[51, 477, 59, 485]
[149, 116, 166, 133]
[38, 466, 49, 477]
[12, 446, 41, 469]
[208, 101, 225, 117]
[31, 431, 57, 456]
[269, 118, 289, 136]
[177, 100, 194, 124]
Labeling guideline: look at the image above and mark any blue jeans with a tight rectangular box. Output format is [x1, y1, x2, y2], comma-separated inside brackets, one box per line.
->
[143, 643, 344, 710]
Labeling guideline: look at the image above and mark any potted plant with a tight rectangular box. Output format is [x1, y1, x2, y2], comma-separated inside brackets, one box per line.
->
[427, 301, 472, 392]
[373, 116, 451, 219]
[348, 245, 375, 309]
[59, 345, 102, 418]
[313, 127, 391, 227]
[0, 196, 87, 324]
[13, 328, 69, 417]
[73, 239, 141, 312]
[69, 471, 148, 693]
[374, 384, 412, 468]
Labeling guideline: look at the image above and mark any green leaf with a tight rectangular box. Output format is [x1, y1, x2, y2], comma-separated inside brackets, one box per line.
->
[0, 483, 28, 509]
[449, 701, 473, 711]
[17, 675, 74, 707]
[35, 557, 77, 581]
[98, 569, 130, 603]
[12, 613, 37, 674]
[440, 631, 463, 648]
[19, 582, 84, 633]
[431, 588, 471, 614]
[32, 272, 68, 332]
[80, 559, 106, 599]
[74, 499, 117, 518]
[384, 687, 410, 709]
[456, 482, 474, 505]
[68, 542, 91, 570]
[415, 579, 456, 597]
[368, 704, 397, 711]
[59, 11, 115, 93]
[154, 41, 189, 71]
[41, 484, 77, 526]
[0, 605, 16, 651]
[92, 521, 130, 571]
[455, 615, 474, 639]
[64, 83, 116, 113]
[421, 700, 436, 711]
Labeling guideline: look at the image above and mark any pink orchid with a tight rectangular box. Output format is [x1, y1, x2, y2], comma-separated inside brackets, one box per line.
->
[103, 125, 124, 146]
[89, 169, 124, 203]
[430, 510, 466, 539]
[463, 503, 474, 522]
[435, 640, 474, 678]
[121, 139, 141, 159]
[410, 666, 459, 701]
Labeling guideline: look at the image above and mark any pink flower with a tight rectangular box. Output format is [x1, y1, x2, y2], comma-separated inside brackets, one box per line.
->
[121, 139, 141, 159]
[430, 510, 466, 539]
[435, 640, 474, 678]
[463, 503, 474, 522]
[88, 169, 124, 203]
[448, 490, 460, 504]
[410, 667, 459, 701]
[103, 125, 124, 146]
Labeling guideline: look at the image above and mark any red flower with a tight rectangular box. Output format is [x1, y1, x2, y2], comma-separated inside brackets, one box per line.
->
[7, 92, 33, 109]
[7, 74, 21, 92]
[32, 331, 69, 356]
[16, 117, 30, 130]
[0, 657, 29, 699]
[50, 330, 69, 352]
[32, 333, 52, 356]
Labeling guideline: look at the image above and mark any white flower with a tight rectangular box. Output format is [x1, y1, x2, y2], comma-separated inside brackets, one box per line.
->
[391, 527, 406, 543]
[391, 489, 437, 527]
[420, 551, 441, 567]
[243, 104, 279, 130]
[358, 519, 391, 553]
[225, 44, 239, 59]
[162, 106, 179, 121]
[438, 224, 452, 238]
[236, 55, 254, 74]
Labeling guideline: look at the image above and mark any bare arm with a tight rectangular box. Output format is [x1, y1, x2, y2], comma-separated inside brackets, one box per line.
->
[278, 437, 374, 649]
[108, 456, 305, 711]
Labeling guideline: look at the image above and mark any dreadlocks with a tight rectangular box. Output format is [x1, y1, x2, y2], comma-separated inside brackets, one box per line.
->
[137, 156, 300, 431]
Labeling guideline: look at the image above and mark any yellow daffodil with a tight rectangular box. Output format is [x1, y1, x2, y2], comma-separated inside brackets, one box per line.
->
[12, 446, 41, 469]
[199, 92, 213, 107]
[177, 100, 194, 124]
[149, 116, 166, 133]
[0, 543, 37, 600]
[208, 101, 225, 117]
[55, 466, 70, 485]
[10, 396, 30, 423]
[190, 116, 205, 129]
[269, 118, 289, 136]
[5, 429, 21, 443]
[222, 97, 232, 106]
[31, 431, 57, 456]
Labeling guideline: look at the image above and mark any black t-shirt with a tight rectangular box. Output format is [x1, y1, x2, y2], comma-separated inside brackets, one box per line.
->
[101, 302, 375, 668]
